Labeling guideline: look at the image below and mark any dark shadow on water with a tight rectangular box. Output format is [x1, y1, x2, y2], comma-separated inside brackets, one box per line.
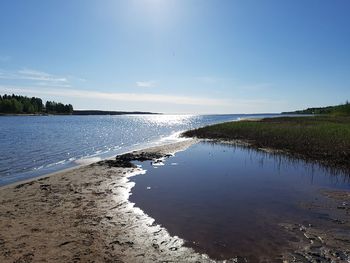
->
[129, 142, 350, 261]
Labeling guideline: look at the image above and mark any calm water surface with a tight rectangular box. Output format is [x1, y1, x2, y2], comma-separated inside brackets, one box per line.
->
[130, 142, 350, 261]
[0, 114, 276, 185]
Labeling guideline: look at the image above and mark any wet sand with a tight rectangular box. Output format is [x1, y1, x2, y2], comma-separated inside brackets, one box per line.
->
[281, 188, 350, 262]
[1, 139, 350, 262]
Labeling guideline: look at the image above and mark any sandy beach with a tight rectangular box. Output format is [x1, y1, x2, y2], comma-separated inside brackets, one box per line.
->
[0, 139, 217, 263]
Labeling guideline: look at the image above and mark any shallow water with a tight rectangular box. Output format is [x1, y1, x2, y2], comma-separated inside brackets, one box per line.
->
[130, 142, 350, 261]
[0, 114, 278, 185]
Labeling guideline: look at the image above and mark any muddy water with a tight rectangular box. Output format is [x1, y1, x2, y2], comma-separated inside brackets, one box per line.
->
[129, 142, 350, 261]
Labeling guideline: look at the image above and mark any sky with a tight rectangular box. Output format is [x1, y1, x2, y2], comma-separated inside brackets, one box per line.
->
[0, 0, 349, 114]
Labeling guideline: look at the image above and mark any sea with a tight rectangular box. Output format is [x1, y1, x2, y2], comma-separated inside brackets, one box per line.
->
[0, 114, 278, 185]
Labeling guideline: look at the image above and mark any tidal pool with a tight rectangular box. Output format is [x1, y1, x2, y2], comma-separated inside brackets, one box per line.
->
[129, 142, 350, 261]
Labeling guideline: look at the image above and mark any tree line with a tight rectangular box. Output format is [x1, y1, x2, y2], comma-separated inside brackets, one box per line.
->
[0, 94, 73, 114]
[282, 101, 350, 116]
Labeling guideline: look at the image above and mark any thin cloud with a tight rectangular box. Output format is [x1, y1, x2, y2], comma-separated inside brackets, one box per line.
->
[17, 69, 68, 82]
[36, 82, 71, 88]
[0, 68, 83, 88]
[0, 86, 230, 106]
[136, 80, 156, 88]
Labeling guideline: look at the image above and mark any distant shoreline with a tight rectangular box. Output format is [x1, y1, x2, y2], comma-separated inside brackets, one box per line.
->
[0, 110, 161, 116]
[72, 110, 161, 115]
[0, 113, 50, 116]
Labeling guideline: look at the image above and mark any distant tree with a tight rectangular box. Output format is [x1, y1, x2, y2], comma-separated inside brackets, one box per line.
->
[69, 104, 73, 113]
[0, 99, 13, 113]
[23, 100, 34, 113]
[44, 100, 73, 114]
[0, 94, 72, 114]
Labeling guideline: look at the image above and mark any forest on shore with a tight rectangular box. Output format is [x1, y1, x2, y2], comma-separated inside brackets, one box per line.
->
[0, 94, 73, 114]
[282, 101, 350, 116]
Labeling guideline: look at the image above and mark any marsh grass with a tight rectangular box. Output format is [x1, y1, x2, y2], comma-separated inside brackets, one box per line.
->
[183, 116, 350, 170]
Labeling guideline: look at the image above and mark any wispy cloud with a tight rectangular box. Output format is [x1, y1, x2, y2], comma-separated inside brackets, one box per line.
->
[0, 68, 85, 88]
[17, 69, 68, 82]
[35, 81, 71, 88]
[136, 80, 156, 88]
[0, 85, 230, 106]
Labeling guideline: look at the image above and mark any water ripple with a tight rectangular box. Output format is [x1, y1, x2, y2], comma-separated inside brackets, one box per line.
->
[0, 114, 278, 185]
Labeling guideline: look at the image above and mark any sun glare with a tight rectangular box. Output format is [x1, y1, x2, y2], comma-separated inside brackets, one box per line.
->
[130, 0, 178, 28]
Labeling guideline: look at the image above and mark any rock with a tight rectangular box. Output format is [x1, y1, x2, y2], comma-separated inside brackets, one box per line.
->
[98, 151, 166, 168]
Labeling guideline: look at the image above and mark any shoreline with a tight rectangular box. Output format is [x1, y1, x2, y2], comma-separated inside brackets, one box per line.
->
[0, 111, 160, 117]
[0, 135, 191, 189]
[183, 116, 350, 172]
[0, 139, 218, 263]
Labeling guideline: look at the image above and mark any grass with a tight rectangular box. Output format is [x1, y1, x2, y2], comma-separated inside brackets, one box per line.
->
[282, 102, 350, 116]
[183, 116, 350, 169]
[282, 101, 350, 117]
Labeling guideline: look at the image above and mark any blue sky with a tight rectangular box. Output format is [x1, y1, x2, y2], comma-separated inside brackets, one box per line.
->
[0, 0, 349, 113]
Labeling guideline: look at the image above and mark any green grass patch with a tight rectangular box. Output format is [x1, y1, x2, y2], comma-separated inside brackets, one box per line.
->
[283, 102, 350, 116]
[183, 116, 350, 169]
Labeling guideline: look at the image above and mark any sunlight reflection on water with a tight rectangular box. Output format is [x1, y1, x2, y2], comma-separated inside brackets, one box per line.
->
[0, 114, 278, 185]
